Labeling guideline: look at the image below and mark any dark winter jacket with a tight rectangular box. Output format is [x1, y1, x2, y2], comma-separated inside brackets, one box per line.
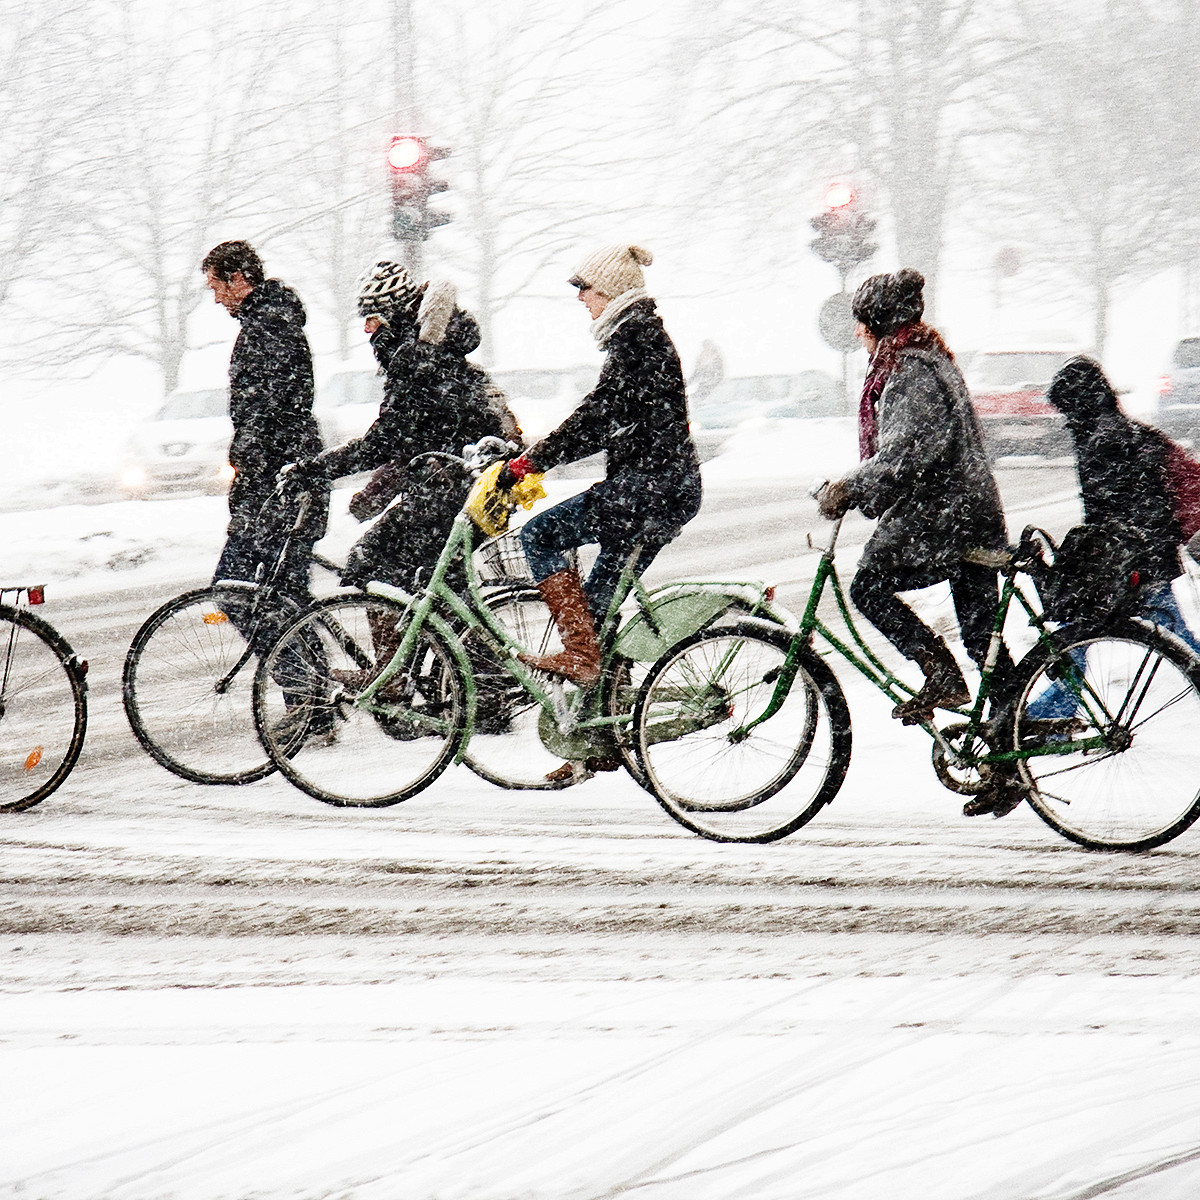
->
[227, 279, 323, 492]
[844, 344, 1006, 573]
[528, 298, 702, 543]
[317, 308, 501, 483]
[1047, 356, 1181, 586]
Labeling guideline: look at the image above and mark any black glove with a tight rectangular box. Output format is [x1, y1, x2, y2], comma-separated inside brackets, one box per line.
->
[496, 461, 518, 490]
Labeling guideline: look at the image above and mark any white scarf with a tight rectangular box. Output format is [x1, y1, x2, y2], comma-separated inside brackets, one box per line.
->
[591, 287, 649, 347]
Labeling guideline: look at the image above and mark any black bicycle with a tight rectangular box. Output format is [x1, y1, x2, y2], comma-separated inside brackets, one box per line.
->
[122, 489, 340, 785]
[0, 586, 88, 811]
[123, 482, 560, 787]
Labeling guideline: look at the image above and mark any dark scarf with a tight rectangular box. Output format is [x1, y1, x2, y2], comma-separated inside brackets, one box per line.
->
[857, 321, 954, 459]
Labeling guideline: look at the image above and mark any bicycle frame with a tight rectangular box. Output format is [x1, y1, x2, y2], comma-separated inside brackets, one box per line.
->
[212, 489, 340, 695]
[348, 498, 781, 759]
[735, 517, 1119, 770]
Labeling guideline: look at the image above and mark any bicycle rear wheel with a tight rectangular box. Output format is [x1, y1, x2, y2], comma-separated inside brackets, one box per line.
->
[634, 621, 851, 842]
[254, 594, 466, 807]
[1013, 622, 1200, 851]
[460, 585, 581, 790]
[0, 606, 87, 812]
[123, 583, 294, 785]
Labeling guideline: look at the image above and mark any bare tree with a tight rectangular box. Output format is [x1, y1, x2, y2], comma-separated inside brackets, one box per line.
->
[260, 6, 393, 361]
[667, 0, 1025, 310]
[0, 4, 101, 317]
[61, 0, 302, 396]
[1007, 0, 1184, 355]
[416, 0, 654, 362]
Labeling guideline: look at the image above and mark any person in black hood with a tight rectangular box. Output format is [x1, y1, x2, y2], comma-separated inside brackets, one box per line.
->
[1047, 356, 1183, 591]
[1024, 356, 1200, 723]
[202, 239, 327, 601]
[502, 244, 702, 690]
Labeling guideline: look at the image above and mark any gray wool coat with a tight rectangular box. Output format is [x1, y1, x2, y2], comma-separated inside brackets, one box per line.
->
[843, 347, 1007, 574]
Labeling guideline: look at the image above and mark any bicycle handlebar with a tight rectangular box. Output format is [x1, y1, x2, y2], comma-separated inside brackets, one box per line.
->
[405, 437, 522, 476]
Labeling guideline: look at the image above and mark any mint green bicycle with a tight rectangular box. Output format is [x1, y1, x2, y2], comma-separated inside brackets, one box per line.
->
[250, 439, 789, 821]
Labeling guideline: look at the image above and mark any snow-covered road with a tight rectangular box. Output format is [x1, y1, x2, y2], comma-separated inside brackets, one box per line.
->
[8, 460, 1200, 1198]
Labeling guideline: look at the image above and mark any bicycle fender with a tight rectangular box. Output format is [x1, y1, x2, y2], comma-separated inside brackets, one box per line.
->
[614, 582, 794, 663]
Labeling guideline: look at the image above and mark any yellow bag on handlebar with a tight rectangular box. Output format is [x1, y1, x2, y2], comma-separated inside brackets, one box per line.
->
[465, 460, 546, 537]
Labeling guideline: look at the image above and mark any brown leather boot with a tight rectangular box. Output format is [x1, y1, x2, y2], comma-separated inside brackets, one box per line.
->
[892, 642, 969, 725]
[544, 756, 621, 785]
[520, 569, 601, 686]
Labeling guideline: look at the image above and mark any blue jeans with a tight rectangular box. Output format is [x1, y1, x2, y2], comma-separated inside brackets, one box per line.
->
[1025, 582, 1200, 719]
[520, 490, 665, 620]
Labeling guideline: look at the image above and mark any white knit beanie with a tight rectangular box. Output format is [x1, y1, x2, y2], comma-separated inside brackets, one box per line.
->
[568, 244, 653, 299]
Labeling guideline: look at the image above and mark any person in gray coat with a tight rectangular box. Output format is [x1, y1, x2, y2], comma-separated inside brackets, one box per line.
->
[819, 269, 1020, 815]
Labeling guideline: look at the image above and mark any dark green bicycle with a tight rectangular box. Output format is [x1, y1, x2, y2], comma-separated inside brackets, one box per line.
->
[630, 516, 1200, 850]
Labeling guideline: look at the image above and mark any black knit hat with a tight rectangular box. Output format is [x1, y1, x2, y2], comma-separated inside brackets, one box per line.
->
[851, 268, 925, 337]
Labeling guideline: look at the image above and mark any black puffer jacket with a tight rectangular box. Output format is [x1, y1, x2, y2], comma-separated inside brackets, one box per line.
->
[1047, 356, 1181, 586]
[318, 309, 500, 482]
[227, 279, 323, 494]
[529, 298, 702, 540]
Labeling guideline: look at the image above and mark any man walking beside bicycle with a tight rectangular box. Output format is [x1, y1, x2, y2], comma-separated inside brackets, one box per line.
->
[818, 268, 1022, 817]
[202, 240, 328, 604]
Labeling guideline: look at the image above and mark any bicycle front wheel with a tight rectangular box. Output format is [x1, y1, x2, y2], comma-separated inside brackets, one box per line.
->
[123, 583, 293, 785]
[634, 621, 851, 842]
[254, 594, 466, 807]
[1013, 623, 1200, 851]
[0, 606, 87, 812]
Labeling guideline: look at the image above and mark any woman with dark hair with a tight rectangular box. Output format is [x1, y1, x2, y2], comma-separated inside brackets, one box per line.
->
[819, 268, 1020, 816]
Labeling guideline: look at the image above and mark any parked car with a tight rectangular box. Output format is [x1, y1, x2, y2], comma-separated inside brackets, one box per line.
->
[687, 371, 843, 461]
[965, 348, 1076, 460]
[1151, 337, 1200, 444]
[120, 388, 234, 498]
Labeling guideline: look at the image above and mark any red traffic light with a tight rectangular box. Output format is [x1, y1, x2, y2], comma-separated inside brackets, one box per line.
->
[388, 136, 425, 172]
[824, 181, 854, 210]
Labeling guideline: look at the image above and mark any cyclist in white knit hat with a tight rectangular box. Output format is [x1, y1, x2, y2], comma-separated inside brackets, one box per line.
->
[499, 243, 702, 716]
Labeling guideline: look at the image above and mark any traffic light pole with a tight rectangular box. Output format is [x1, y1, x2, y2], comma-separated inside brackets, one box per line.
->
[810, 183, 876, 415]
[839, 265, 849, 406]
[391, 0, 422, 274]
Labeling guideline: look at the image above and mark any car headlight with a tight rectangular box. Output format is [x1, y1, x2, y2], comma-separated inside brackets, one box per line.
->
[121, 465, 148, 491]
